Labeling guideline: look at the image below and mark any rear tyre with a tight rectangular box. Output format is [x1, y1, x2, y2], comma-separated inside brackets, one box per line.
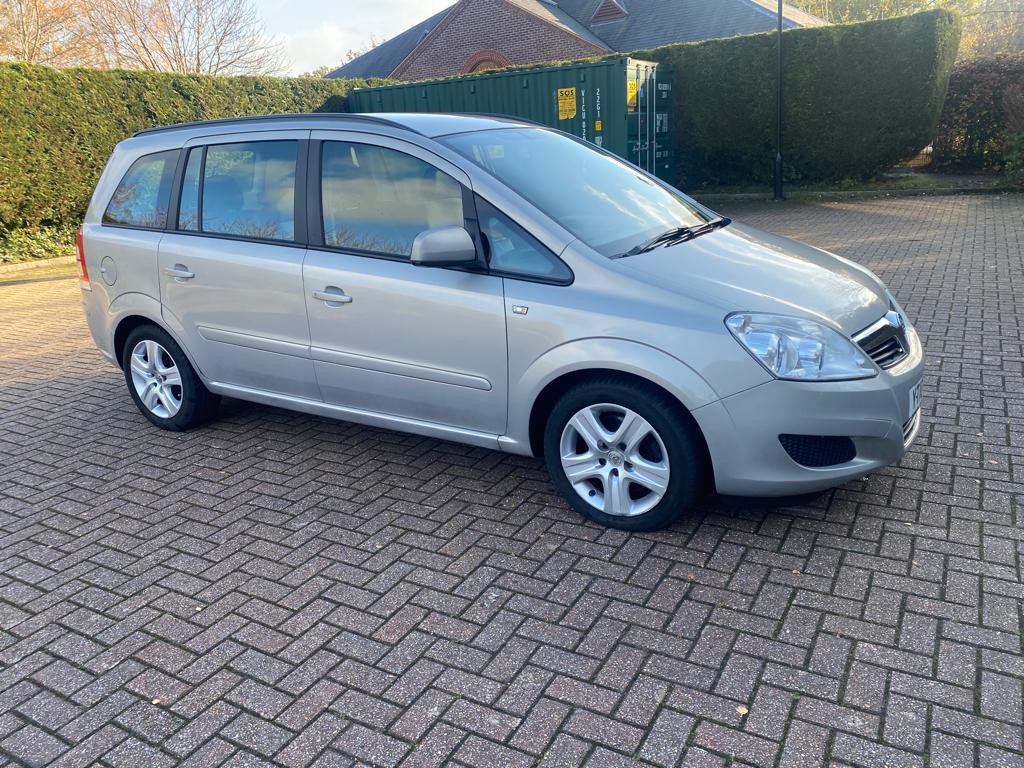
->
[121, 325, 218, 431]
[543, 377, 706, 531]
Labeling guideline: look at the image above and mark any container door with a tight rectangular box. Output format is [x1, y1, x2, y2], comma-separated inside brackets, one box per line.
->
[653, 65, 673, 180]
[626, 62, 659, 175]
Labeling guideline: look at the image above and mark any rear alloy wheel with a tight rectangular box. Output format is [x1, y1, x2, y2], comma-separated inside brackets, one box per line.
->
[544, 378, 705, 530]
[129, 340, 183, 419]
[122, 325, 218, 431]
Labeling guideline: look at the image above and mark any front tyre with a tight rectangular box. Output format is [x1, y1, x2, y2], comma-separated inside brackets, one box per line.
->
[122, 325, 218, 431]
[543, 378, 705, 531]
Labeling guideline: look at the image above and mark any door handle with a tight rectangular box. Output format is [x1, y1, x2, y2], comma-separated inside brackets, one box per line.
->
[164, 265, 195, 281]
[312, 288, 353, 305]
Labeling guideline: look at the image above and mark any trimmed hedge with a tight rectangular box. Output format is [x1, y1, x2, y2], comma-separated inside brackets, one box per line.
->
[0, 11, 963, 234]
[631, 10, 961, 187]
[0, 65, 376, 233]
[932, 54, 1024, 170]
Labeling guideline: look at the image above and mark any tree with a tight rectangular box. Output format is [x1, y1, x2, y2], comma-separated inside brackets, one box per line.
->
[787, 0, 1024, 57]
[0, 0, 102, 65]
[304, 35, 383, 78]
[300, 64, 334, 78]
[343, 35, 381, 64]
[788, 0, 977, 23]
[84, 0, 284, 74]
[960, 0, 1024, 56]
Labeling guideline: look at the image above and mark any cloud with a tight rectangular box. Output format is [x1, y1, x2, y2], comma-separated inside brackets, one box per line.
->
[275, 22, 352, 75]
[264, 0, 453, 75]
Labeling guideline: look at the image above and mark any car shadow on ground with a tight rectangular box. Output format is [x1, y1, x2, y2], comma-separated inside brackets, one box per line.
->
[214, 395, 848, 535]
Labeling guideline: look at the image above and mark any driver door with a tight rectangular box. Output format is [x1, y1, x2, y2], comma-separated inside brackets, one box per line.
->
[302, 131, 508, 436]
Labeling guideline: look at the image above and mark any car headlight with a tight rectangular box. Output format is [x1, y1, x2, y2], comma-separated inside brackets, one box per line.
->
[726, 313, 877, 381]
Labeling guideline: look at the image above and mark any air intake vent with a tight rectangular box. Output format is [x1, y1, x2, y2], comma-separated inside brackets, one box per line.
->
[592, 0, 627, 23]
[779, 435, 857, 468]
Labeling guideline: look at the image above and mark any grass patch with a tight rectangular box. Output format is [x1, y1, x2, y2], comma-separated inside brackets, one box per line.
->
[0, 261, 77, 284]
[690, 171, 1015, 202]
[690, 173, 947, 196]
[0, 224, 76, 265]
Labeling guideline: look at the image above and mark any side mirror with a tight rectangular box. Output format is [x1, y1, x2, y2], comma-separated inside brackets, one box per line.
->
[410, 226, 479, 267]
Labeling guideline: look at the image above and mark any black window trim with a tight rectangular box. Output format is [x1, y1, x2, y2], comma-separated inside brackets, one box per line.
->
[196, 146, 207, 232]
[101, 148, 181, 232]
[309, 138, 573, 285]
[166, 147, 188, 230]
[311, 138, 484, 268]
[473, 194, 574, 287]
[100, 136, 573, 285]
[164, 138, 307, 248]
[167, 145, 203, 233]
[305, 139, 324, 248]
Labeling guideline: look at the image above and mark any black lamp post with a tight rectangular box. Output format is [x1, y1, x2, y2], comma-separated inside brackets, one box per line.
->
[773, 0, 785, 201]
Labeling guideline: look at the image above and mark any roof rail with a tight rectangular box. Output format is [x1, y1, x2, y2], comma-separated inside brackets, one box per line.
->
[132, 112, 419, 137]
[454, 112, 549, 129]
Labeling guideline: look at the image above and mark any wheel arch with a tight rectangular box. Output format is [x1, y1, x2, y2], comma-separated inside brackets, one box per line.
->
[109, 296, 200, 377]
[527, 368, 712, 473]
[511, 338, 718, 455]
[113, 315, 158, 369]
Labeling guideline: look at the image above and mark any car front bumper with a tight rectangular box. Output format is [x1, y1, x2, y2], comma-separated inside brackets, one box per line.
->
[693, 331, 925, 497]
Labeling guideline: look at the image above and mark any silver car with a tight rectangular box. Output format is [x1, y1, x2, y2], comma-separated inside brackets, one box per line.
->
[79, 113, 924, 530]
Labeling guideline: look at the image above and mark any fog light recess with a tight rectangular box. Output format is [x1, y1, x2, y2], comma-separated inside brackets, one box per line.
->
[778, 434, 856, 468]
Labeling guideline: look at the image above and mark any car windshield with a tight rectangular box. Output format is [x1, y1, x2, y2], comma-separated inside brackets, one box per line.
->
[440, 127, 714, 257]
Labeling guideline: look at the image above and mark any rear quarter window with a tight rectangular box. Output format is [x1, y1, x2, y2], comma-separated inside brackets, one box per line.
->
[103, 150, 178, 229]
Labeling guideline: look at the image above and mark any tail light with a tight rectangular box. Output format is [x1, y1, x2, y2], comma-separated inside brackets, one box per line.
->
[76, 227, 90, 284]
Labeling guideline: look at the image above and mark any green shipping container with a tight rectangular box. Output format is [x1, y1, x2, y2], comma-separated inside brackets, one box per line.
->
[347, 58, 673, 180]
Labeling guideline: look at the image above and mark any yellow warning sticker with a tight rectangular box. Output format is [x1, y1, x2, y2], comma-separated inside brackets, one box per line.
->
[627, 80, 638, 110]
[594, 119, 603, 132]
[557, 87, 577, 120]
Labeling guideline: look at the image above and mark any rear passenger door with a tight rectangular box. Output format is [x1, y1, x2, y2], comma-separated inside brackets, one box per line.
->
[158, 130, 318, 399]
[303, 131, 508, 435]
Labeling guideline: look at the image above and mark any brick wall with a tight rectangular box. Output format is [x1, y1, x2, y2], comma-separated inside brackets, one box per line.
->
[393, 0, 606, 81]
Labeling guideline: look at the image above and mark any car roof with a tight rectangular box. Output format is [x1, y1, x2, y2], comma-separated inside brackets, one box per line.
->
[374, 113, 541, 137]
[133, 112, 537, 140]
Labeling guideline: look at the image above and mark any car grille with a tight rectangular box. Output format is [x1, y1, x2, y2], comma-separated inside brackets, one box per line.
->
[853, 311, 909, 369]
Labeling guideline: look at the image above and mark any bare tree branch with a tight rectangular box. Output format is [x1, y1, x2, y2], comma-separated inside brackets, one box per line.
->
[0, 0, 105, 65]
[81, 0, 285, 74]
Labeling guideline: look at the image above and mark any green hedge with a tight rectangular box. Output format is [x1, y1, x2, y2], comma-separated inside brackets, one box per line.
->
[0, 11, 963, 235]
[631, 10, 961, 187]
[932, 54, 1024, 170]
[0, 65, 376, 233]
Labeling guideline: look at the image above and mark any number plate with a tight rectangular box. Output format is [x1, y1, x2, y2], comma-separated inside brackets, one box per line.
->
[909, 381, 922, 415]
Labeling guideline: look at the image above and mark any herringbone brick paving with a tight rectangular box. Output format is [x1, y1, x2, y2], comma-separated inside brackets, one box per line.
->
[0, 193, 1021, 767]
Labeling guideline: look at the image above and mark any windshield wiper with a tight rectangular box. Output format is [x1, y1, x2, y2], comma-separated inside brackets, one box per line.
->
[614, 216, 731, 258]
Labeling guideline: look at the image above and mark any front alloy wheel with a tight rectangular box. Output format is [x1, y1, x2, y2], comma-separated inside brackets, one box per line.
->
[559, 404, 671, 517]
[544, 377, 706, 531]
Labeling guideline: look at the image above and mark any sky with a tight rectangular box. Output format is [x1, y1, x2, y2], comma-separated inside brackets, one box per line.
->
[257, 0, 454, 75]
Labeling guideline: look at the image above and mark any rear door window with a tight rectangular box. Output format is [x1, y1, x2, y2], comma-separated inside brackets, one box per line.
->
[320, 141, 465, 258]
[103, 150, 178, 229]
[177, 141, 298, 242]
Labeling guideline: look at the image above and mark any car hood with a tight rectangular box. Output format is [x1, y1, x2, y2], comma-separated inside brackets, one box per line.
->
[621, 222, 889, 335]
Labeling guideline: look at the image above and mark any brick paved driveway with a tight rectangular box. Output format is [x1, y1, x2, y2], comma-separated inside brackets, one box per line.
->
[1, 194, 1022, 768]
